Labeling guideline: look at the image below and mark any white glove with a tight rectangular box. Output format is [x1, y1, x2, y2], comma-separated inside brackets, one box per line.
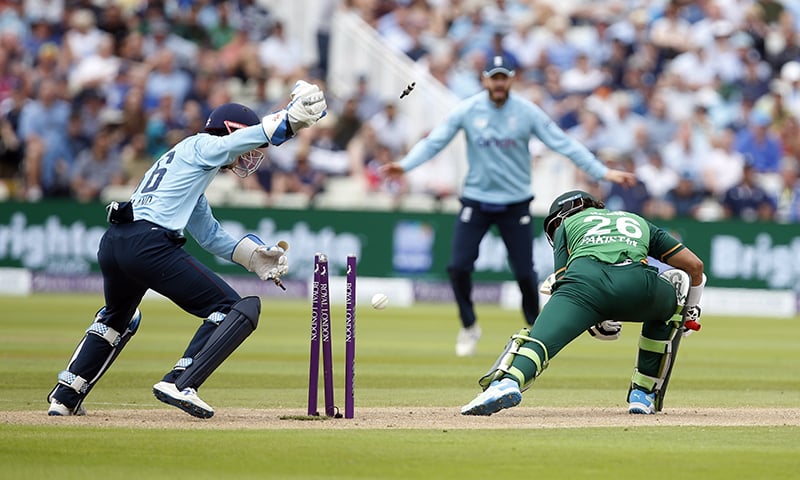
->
[682, 305, 702, 337]
[682, 274, 705, 337]
[587, 320, 622, 341]
[539, 273, 556, 296]
[232, 234, 289, 281]
[286, 80, 327, 132]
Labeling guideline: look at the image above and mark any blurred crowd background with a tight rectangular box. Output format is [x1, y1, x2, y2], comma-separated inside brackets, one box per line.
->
[0, 0, 799, 222]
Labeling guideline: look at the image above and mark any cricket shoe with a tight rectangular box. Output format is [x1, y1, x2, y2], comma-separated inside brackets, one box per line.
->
[455, 324, 482, 357]
[47, 399, 87, 416]
[460, 378, 522, 416]
[153, 381, 214, 419]
[628, 388, 656, 414]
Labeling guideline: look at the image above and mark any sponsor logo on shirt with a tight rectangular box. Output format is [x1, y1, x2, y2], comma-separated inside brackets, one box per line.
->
[475, 137, 518, 148]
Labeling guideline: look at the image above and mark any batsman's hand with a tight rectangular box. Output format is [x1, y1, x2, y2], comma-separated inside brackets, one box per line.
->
[587, 320, 622, 341]
[682, 305, 702, 337]
[538, 273, 556, 296]
[287, 80, 327, 132]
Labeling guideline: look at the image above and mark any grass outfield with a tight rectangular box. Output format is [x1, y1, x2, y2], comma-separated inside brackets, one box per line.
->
[1, 294, 799, 479]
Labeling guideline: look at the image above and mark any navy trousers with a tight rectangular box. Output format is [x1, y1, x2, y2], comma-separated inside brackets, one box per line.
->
[97, 220, 240, 333]
[448, 197, 538, 327]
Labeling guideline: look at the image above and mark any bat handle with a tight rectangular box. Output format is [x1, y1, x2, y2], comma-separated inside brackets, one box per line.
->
[272, 278, 286, 291]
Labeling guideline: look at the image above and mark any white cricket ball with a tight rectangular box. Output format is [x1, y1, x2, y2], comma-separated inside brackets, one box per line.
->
[371, 293, 389, 310]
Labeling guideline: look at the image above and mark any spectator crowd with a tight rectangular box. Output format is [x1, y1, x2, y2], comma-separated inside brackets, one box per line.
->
[0, 0, 799, 223]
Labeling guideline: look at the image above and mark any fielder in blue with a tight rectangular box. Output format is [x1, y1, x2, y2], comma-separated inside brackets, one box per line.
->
[47, 81, 327, 418]
[382, 56, 636, 356]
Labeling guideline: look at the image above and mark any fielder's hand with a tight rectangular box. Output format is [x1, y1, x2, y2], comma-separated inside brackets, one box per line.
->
[233, 235, 290, 283]
[252, 241, 289, 281]
[379, 162, 406, 179]
[287, 81, 327, 132]
[603, 169, 638, 188]
[587, 320, 622, 341]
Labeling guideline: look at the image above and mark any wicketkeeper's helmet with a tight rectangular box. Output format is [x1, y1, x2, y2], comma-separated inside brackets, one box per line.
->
[543, 190, 605, 245]
[204, 103, 266, 177]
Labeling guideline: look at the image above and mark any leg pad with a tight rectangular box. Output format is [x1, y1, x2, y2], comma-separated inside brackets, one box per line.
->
[48, 308, 141, 410]
[478, 328, 549, 392]
[175, 296, 260, 390]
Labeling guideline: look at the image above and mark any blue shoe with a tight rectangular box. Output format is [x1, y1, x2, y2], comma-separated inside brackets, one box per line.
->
[628, 389, 655, 414]
[461, 378, 522, 416]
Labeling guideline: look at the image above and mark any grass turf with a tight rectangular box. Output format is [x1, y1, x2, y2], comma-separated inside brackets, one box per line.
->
[1, 294, 799, 479]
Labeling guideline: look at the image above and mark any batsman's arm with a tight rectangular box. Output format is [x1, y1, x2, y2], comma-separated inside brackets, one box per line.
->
[664, 248, 704, 287]
[663, 248, 705, 332]
[552, 224, 569, 278]
[649, 221, 705, 333]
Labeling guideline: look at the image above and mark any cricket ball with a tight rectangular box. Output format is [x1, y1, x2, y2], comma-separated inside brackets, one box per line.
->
[371, 293, 389, 310]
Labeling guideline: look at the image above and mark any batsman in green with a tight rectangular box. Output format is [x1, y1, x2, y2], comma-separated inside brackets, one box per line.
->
[461, 190, 706, 415]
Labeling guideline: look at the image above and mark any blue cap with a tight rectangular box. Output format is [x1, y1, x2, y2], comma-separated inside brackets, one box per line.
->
[483, 55, 515, 77]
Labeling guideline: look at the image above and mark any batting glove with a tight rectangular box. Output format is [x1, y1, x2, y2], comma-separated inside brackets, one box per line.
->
[587, 320, 622, 341]
[538, 273, 556, 296]
[682, 305, 702, 337]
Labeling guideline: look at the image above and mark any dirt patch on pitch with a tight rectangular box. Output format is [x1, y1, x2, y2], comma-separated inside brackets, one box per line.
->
[5, 407, 800, 429]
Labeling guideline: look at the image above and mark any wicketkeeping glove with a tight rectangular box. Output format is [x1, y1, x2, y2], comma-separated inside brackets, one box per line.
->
[232, 234, 289, 281]
[287, 80, 327, 132]
[587, 320, 622, 341]
[261, 81, 327, 146]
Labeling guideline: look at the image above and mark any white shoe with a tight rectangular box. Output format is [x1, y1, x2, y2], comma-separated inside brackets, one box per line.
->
[48, 399, 86, 416]
[461, 378, 522, 416]
[153, 381, 214, 419]
[455, 324, 482, 357]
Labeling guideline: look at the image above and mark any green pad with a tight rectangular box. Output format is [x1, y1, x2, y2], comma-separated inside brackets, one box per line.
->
[478, 328, 549, 391]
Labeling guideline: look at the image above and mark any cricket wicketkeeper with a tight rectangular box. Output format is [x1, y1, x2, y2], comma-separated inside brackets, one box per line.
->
[47, 81, 327, 418]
